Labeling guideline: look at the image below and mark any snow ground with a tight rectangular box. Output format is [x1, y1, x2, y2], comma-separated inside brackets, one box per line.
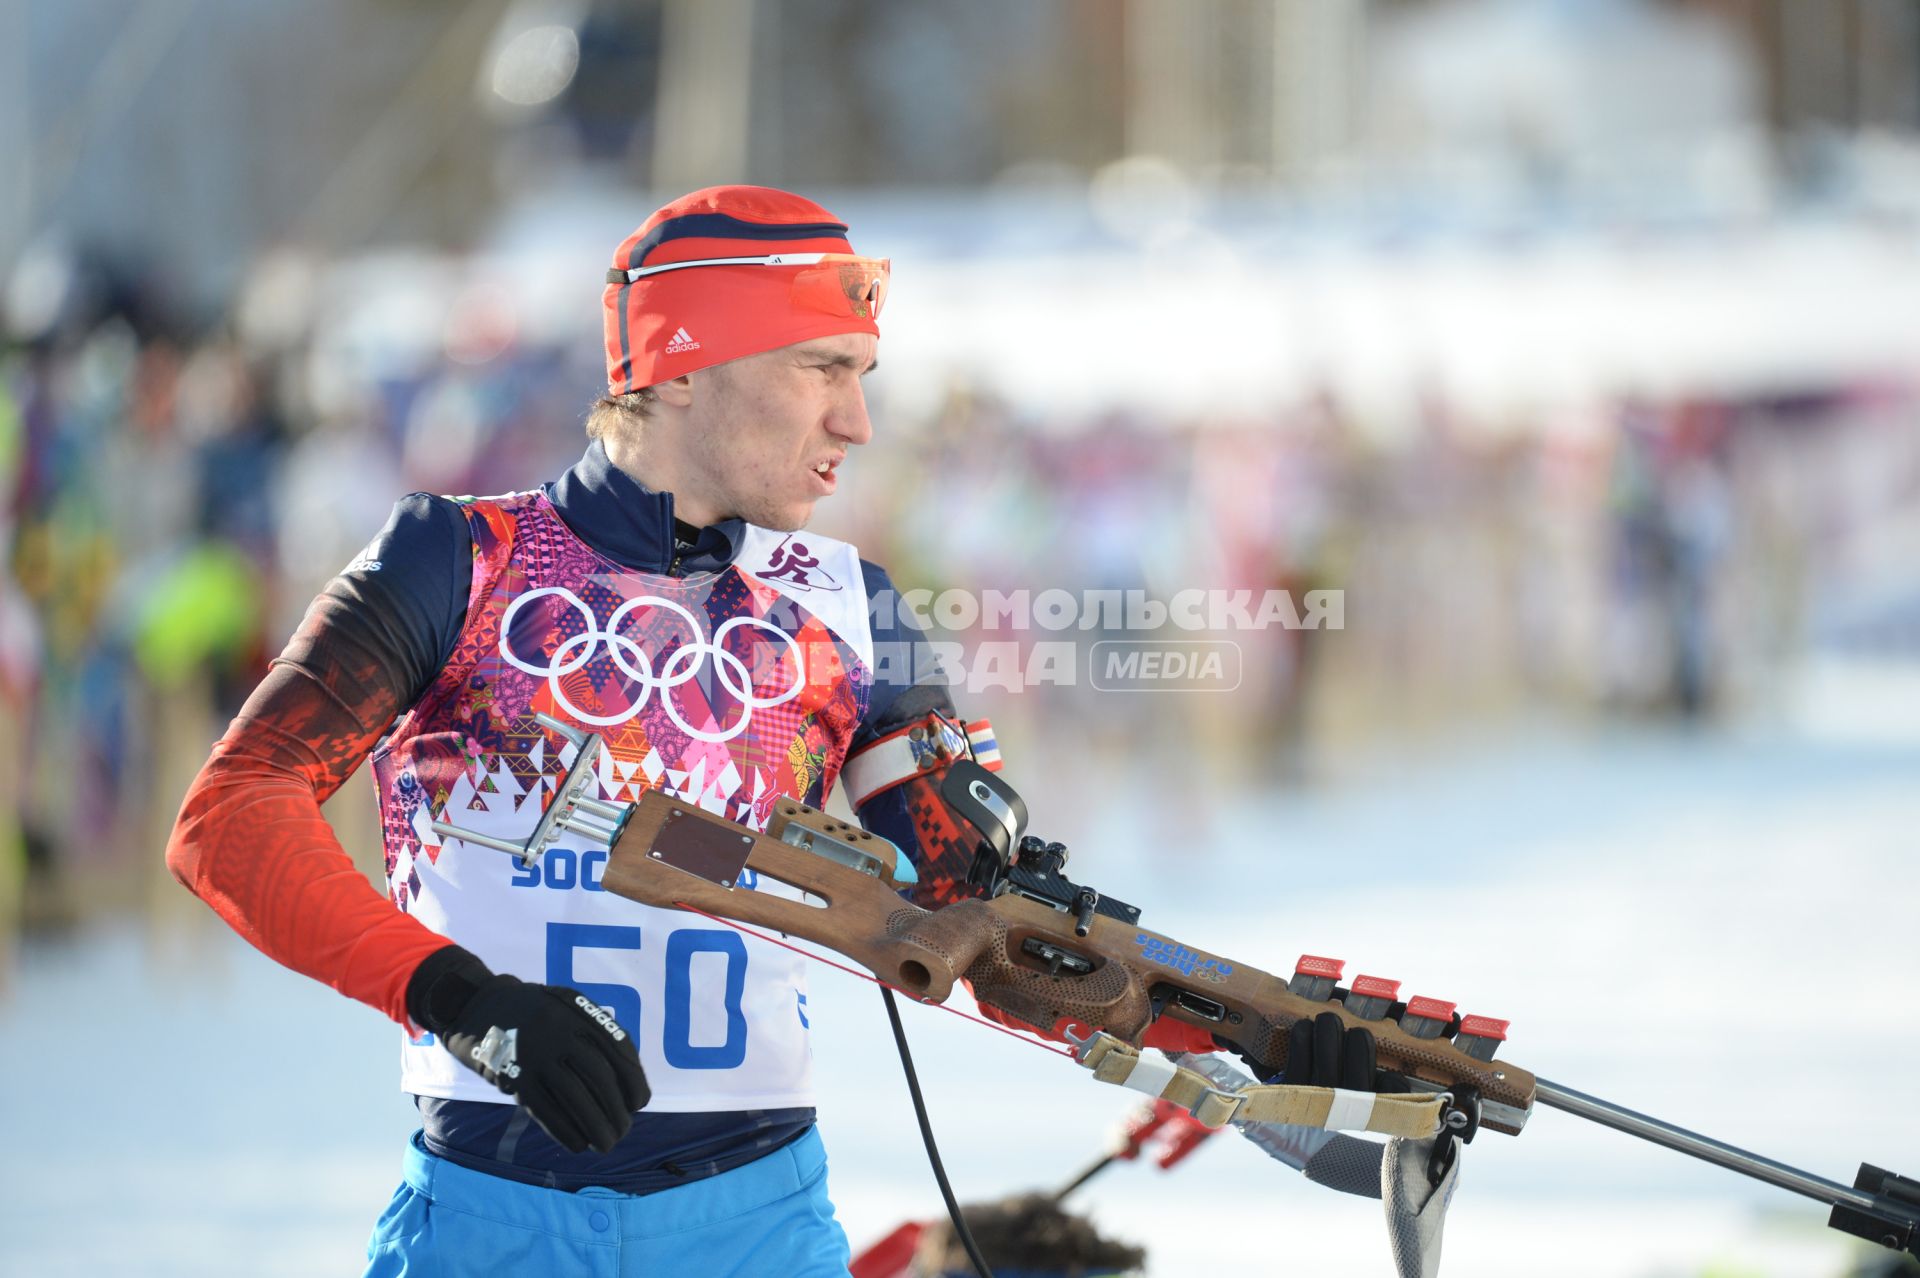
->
[3, 713, 1916, 1277]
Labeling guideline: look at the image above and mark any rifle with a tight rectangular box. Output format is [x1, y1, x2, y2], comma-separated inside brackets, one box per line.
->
[435, 714, 1920, 1267]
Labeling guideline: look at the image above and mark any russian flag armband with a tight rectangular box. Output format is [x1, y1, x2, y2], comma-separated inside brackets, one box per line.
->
[843, 713, 1001, 809]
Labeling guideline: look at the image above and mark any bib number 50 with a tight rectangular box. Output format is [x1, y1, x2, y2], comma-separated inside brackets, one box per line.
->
[546, 922, 750, 1069]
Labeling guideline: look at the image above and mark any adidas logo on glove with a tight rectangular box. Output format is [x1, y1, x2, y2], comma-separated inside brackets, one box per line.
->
[576, 995, 628, 1042]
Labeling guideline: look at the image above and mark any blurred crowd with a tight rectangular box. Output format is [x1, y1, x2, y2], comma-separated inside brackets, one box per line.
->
[869, 369, 1917, 781]
[2, 242, 1915, 942]
[0, 246, 606, 938]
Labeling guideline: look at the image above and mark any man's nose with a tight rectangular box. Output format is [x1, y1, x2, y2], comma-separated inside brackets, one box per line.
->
[830, 379, 874, 447]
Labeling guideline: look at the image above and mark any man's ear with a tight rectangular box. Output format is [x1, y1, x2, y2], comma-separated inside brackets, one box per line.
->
[652, 374, 696, 409]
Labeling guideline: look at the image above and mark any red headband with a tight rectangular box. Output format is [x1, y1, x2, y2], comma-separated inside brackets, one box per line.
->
[602, 185, 886, 395]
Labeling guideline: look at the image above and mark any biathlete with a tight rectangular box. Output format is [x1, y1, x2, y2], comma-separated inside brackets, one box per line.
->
[167, 184, 1288, 1276]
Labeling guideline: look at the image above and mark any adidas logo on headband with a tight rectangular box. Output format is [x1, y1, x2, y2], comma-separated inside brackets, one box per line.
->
[665, 326, 701, 354]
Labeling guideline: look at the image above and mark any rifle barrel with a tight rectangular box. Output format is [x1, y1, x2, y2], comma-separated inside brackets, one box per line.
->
[1534, 1078, 1876, 1212]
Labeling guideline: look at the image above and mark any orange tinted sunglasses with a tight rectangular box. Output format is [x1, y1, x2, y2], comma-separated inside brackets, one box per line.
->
[606, 253, 890, 321]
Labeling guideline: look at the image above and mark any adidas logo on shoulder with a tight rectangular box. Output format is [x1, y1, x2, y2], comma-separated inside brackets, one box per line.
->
[665, 326, 701, 354]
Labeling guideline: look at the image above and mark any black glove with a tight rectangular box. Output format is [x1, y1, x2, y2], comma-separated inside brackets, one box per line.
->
[407, 944, 651, 1154]
[1280, 1010, 1407, 1092]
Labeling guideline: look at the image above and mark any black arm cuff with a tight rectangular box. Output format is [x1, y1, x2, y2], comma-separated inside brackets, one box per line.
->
[405, 943, 493, 1034]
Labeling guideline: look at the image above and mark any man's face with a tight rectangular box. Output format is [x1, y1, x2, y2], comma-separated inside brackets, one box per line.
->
[679, 331, 878, 531]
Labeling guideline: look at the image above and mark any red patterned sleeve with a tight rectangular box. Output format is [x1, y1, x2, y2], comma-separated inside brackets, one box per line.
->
[165, 501, 470, 1027]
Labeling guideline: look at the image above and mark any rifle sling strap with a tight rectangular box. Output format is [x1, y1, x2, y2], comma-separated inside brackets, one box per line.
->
[1072, 1031, 1443, 1139]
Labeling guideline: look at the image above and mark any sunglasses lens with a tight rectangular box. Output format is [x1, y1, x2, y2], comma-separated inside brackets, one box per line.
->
[791, 257, 890, 321]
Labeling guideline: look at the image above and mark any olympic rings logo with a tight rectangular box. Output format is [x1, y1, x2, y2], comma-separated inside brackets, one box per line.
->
[499, 586, 804, 742]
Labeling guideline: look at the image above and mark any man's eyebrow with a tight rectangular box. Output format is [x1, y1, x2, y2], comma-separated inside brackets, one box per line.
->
[797, 346, 879, 374]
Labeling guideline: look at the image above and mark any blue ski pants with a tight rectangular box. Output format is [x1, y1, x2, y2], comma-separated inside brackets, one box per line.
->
[362, 1127, 851, 1276]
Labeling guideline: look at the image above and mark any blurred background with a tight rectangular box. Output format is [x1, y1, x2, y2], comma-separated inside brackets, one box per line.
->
[3, 1, 1919, 1275]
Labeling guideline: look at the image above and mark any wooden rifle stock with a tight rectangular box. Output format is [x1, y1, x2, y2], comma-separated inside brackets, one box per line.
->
[601, 789, 1537, 1133]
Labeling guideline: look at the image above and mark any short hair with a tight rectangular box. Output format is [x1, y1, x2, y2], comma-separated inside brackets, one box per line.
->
[584, 386, 658, 444]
